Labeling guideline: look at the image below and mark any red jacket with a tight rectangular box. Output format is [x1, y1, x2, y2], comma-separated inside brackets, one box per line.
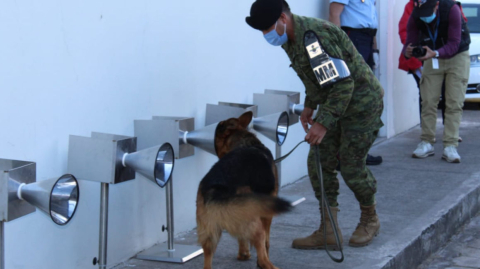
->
[398, 0, 422, 72]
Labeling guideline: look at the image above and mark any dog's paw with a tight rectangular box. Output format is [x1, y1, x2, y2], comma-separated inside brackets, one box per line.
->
[237, 252, 251, 261]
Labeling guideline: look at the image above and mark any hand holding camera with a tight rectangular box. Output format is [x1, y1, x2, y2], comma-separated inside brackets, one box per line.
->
[412, 46, 427, 58]
[405, 43, 437, 61]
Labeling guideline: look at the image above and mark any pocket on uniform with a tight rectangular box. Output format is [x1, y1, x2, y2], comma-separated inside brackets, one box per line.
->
[341, 130, 377, 162]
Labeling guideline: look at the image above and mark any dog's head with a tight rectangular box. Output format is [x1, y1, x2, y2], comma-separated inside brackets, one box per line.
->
[214, 111, 253, 158]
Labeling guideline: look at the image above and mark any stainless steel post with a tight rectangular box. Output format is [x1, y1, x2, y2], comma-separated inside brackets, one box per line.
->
[135, 177, 203, 263]
[275, 142, 306, 206]
[1, 221, 4, 269]
[98, 183, 109, 269]
[275, 143, 282, 187]
[166, 179, 174, 250]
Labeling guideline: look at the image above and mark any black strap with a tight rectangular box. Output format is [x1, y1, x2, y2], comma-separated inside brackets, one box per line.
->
[303, 30, 351, 88]
[314, 144, 344, 263]
[274, 141, 307, 163]
[274, 141, 345, 263]
[341, 26, 377, 36]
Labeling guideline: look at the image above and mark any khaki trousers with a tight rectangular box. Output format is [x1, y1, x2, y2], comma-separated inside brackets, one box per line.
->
[420, 51, 470, 147]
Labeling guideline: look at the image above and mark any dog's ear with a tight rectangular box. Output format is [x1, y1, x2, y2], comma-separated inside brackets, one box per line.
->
[238, 111, 253, 129]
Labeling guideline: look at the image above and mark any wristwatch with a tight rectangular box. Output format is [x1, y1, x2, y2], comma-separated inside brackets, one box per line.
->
[434, 50, 439, 58]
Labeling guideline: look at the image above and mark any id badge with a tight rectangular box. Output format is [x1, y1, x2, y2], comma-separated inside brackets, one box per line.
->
[432, 58, 439, 70]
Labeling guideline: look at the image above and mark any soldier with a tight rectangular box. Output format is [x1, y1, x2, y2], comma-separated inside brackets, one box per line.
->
[246, 0, 384, 249]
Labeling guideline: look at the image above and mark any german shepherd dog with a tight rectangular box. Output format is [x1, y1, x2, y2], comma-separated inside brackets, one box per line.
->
[196, 111, 292, 269]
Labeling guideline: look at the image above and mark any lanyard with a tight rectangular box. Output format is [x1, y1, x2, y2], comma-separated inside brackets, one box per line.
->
[426, 14, 440, 50]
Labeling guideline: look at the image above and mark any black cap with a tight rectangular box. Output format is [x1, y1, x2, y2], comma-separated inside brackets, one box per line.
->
[412, 0, 439, 18]
[246, 0, 283, 31]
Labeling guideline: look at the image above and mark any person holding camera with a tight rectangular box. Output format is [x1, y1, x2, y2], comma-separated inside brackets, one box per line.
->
[403, 0, 470, 163]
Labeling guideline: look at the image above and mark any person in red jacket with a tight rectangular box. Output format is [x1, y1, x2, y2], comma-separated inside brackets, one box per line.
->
[399, 0, 423, 74]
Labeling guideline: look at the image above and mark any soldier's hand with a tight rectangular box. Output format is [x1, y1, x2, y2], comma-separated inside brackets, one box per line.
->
[305, 122, 327, 145]
[300, 107, 314, 133]
[405, 43, 414, 58]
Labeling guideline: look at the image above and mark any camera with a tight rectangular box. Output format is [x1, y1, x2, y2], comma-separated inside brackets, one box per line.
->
[412, 46, 427, 58]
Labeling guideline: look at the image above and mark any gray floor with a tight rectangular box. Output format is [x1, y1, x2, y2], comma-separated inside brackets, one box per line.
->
[418, 212, 480, 269]
[113, 108, 480, 269]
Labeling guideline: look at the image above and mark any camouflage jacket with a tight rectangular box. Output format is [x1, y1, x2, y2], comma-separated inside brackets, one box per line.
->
[282, 14, 384, 134]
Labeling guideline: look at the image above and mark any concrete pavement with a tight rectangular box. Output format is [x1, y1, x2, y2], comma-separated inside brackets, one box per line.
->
[418, 212, 480, 269]
[113, 109, 480, 269]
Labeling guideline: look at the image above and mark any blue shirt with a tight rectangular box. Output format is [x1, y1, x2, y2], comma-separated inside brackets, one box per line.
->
[330, 0, 378, 29]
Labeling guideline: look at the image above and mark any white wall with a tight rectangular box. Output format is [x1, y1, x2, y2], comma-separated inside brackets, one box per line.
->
[0, 0, 419, 268]
[378, 0, 421, 138]
[0, 1, 322, 268]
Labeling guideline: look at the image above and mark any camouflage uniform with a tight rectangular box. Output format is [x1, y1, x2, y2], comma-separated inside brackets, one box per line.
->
[282, 14, 384, 207]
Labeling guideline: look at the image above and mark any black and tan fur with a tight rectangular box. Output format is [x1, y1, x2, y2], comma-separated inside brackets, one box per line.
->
[196, 111, 292, 269]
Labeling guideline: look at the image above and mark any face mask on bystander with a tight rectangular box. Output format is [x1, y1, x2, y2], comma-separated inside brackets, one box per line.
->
[420, 11, 436, 23]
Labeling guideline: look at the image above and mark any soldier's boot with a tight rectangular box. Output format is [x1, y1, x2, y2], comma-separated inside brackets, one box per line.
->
[291, 207, 343, 250]
[349, 204, 380, 247]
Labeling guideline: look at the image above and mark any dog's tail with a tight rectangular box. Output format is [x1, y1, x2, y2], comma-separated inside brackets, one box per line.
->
[204, 193, 292, 221]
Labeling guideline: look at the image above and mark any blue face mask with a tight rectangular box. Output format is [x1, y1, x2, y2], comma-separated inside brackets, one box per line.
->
[420, 12, 436, 23]
[264, 21, 288, 46]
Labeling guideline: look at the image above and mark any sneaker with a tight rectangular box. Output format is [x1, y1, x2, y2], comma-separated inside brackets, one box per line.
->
[412, 141, 434, 158]
[442, 146, 461, 163]
[458, 136, 463, 143]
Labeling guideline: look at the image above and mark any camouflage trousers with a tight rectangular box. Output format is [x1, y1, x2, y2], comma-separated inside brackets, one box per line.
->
[307, 127, 379, 207]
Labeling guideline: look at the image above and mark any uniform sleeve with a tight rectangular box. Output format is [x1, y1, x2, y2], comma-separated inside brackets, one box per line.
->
[315, 77, 354, 130]
[295, 72, 319, 109]
[304, 96, 317, 109]
[314, 26, 355, 130]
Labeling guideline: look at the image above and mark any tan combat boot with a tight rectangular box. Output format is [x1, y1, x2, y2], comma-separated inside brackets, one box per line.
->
[349, 204, 380, 247]
[292, 207, 343, 250]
